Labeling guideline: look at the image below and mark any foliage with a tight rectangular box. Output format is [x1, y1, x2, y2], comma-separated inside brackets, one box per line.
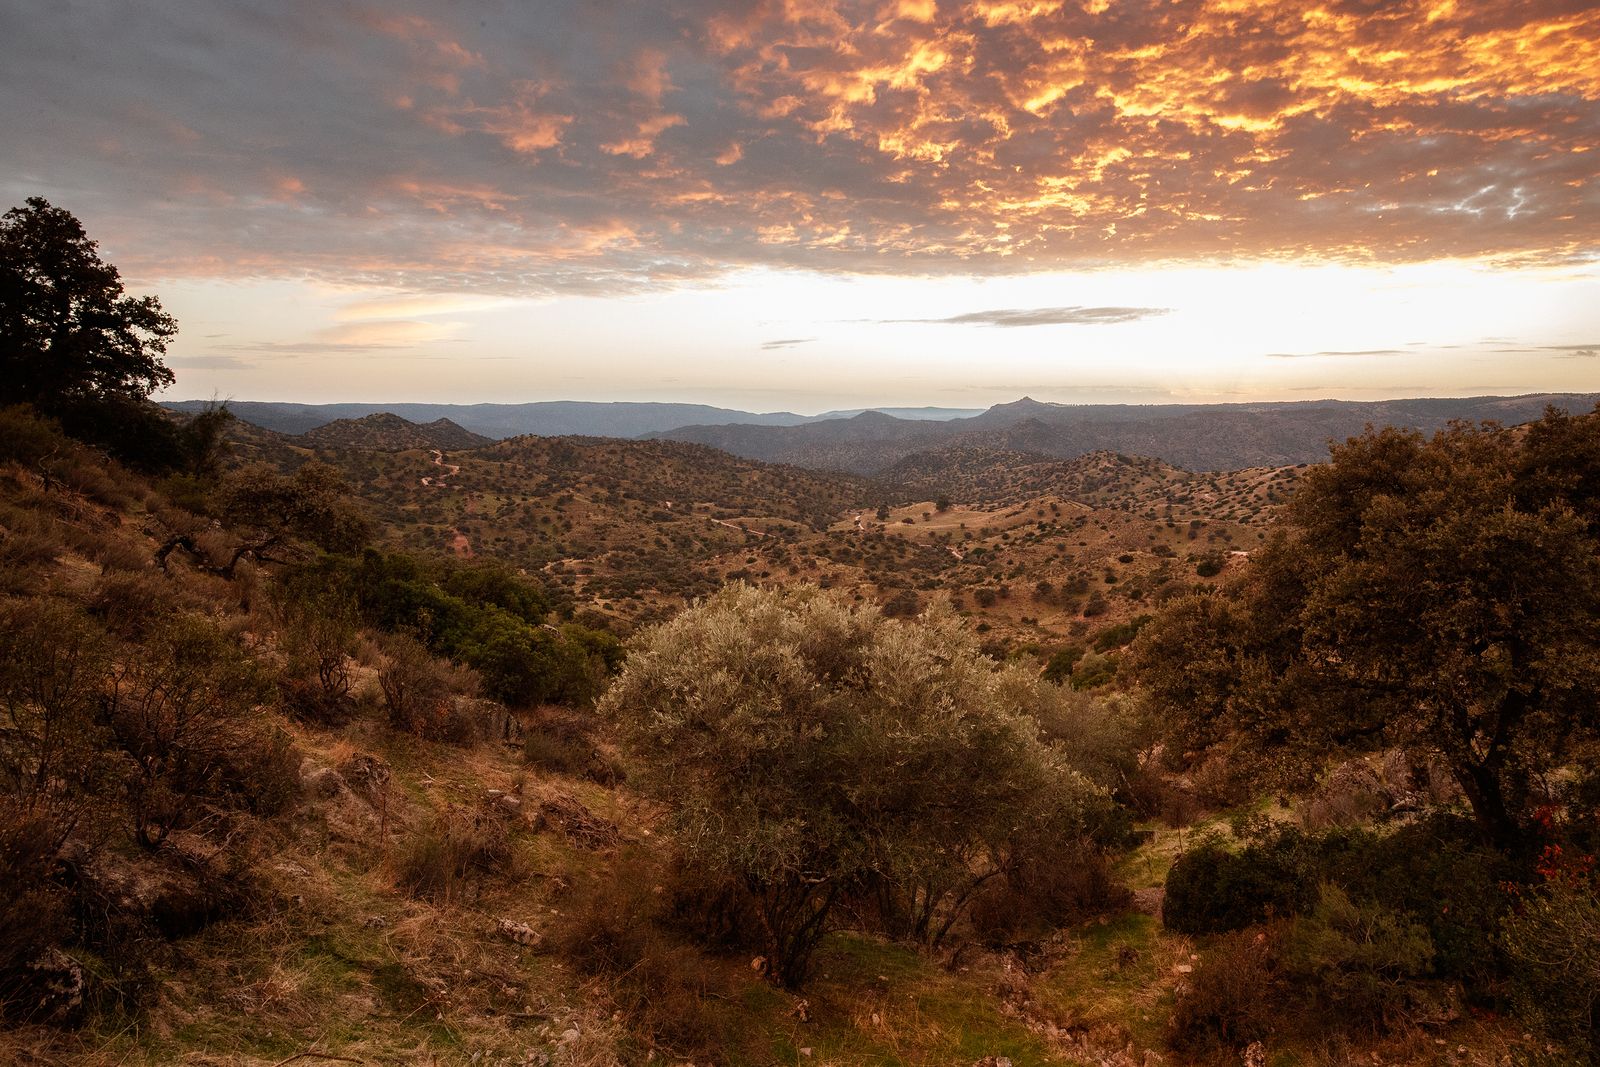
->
[1163, 831, 1316, 935]
[0, 199, 211, 470]
[1041, 644, 1085, 684]
[215, 461, 372, 564]
[1501, 878, 1600, 1054]
[1166, 927, 1280, 1054]
[0, 197, 175, 410]
[1282, 884, 1435, 1031]
[378, 632, 474, 739]
[1068, 650, 1118, 690]
[1133, 410, 1600, 848]
[102, 615, 275, 846]
[600, 583, 1112, 986]
[298, 549, 620, 708]
[0, 600, 112, 1016]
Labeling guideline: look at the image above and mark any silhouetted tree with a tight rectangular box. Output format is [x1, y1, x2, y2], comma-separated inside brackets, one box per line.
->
[0, 197, 176, 411]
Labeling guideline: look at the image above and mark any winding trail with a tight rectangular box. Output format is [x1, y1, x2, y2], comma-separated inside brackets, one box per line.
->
[420, 450, 461, 488]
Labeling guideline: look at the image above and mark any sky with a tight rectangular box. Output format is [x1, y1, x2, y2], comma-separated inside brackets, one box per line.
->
[2, 0, 1597, 412]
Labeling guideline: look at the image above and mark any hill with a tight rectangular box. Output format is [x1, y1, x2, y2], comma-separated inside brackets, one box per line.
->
[655, 392, 1600, 473]
[299, 412, 492, 451]
[163, 399, 966, 440]
[2, 404, 1572, 1066]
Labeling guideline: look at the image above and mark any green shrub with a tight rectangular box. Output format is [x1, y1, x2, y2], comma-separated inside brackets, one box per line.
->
[1068, 650, 1117, 690]
[1041, 644, 1084, 684]
[1163, 830, 1317, 935]
[1282, 884, 1434, 1032]
[1501, 879, 1600, 1054]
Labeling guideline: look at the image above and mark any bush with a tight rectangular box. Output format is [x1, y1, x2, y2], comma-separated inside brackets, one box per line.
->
[967, 845, 1129, 945]
[1041, 645, 1085, 684]
[276, 585, 357, 725]
[556, 857, 736, 1056]
[1163, 830, 1317, 935]
[522, 705, 614, 781]
[1501, 878, 1600, 1054]
[395, 804, 515, 902]
[378, 633, 480, 741]
[0, 804, 74, 1022]
[602, 584, 1114, 984]
[1068, 650, 1117, 690]
[1282, 884, 1434, 1032]
[102, 615, 274, 846]
[1167, 927, 1280, 1054]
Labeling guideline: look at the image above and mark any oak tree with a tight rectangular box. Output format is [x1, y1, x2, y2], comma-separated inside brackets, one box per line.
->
[1133, 410, 1600, 849]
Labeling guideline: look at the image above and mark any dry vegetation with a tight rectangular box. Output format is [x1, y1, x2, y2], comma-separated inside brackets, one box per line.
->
[4, 399, 1592, 1067]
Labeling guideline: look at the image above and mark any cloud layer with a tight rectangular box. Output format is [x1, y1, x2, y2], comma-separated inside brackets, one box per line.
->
[2, 0, 1596, 294]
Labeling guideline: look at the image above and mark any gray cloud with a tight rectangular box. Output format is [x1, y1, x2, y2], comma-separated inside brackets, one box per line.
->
[0, 1, 1593, 295]
[1544, 343, 1600, 358]
[881, 306, 1170, 328]
[168, 355, 253, 370]
[760, 337, 816, 350]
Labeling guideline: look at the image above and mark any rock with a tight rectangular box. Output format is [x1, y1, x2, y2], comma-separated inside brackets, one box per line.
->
[1132, 886, 1165, 916]
[485, 790, 524, 817]
[973, 1058, 1013, 1067]
[497, 918, 542, 946]
[299, 758, 348, 799]
[26, 948, 84, 1024]
[1242, 1041, 1266, 1067]
[338, 753, 392, 805]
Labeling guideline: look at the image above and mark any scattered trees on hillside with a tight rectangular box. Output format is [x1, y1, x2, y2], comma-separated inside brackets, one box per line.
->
[1133, 409, 1600, 849]
[600, 583, 1120, 987]
[283, 550, 621, 710]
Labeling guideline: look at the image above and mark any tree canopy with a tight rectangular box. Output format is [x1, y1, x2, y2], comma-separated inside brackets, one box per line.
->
[600, 582, 1113, 986]
[1, 197, 176, 411]
[1133, 409, 1600, 849]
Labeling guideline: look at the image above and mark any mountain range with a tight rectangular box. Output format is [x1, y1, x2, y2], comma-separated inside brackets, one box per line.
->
[170, 392, 1600, 474]
[161, 399, 978, 439]
[652, 393, 1600, 472]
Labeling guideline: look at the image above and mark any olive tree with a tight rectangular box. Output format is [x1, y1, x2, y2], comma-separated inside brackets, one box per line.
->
[600, 583, 1109, 986]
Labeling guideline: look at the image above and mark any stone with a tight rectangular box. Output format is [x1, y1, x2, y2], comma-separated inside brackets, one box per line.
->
[338, 753, 392, 805]
[497, 918, 542, 946]
[26, 948, 84, 1024]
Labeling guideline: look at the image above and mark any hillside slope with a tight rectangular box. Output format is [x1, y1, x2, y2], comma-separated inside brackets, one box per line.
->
[300, 412, 492, 451]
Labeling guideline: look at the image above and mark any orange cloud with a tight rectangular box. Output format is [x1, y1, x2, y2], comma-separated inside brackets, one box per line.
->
[15, 0, 1595, 294]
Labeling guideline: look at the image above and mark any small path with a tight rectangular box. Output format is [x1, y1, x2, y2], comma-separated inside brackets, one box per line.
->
[709, 516, 765, 538]
[420, 449, 461, 488]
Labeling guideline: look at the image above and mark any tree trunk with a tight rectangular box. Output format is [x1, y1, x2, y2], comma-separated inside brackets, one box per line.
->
[1453, 760, 1523, 853]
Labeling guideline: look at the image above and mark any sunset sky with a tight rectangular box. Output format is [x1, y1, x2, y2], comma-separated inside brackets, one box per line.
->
[2, 0, 1596, 411]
